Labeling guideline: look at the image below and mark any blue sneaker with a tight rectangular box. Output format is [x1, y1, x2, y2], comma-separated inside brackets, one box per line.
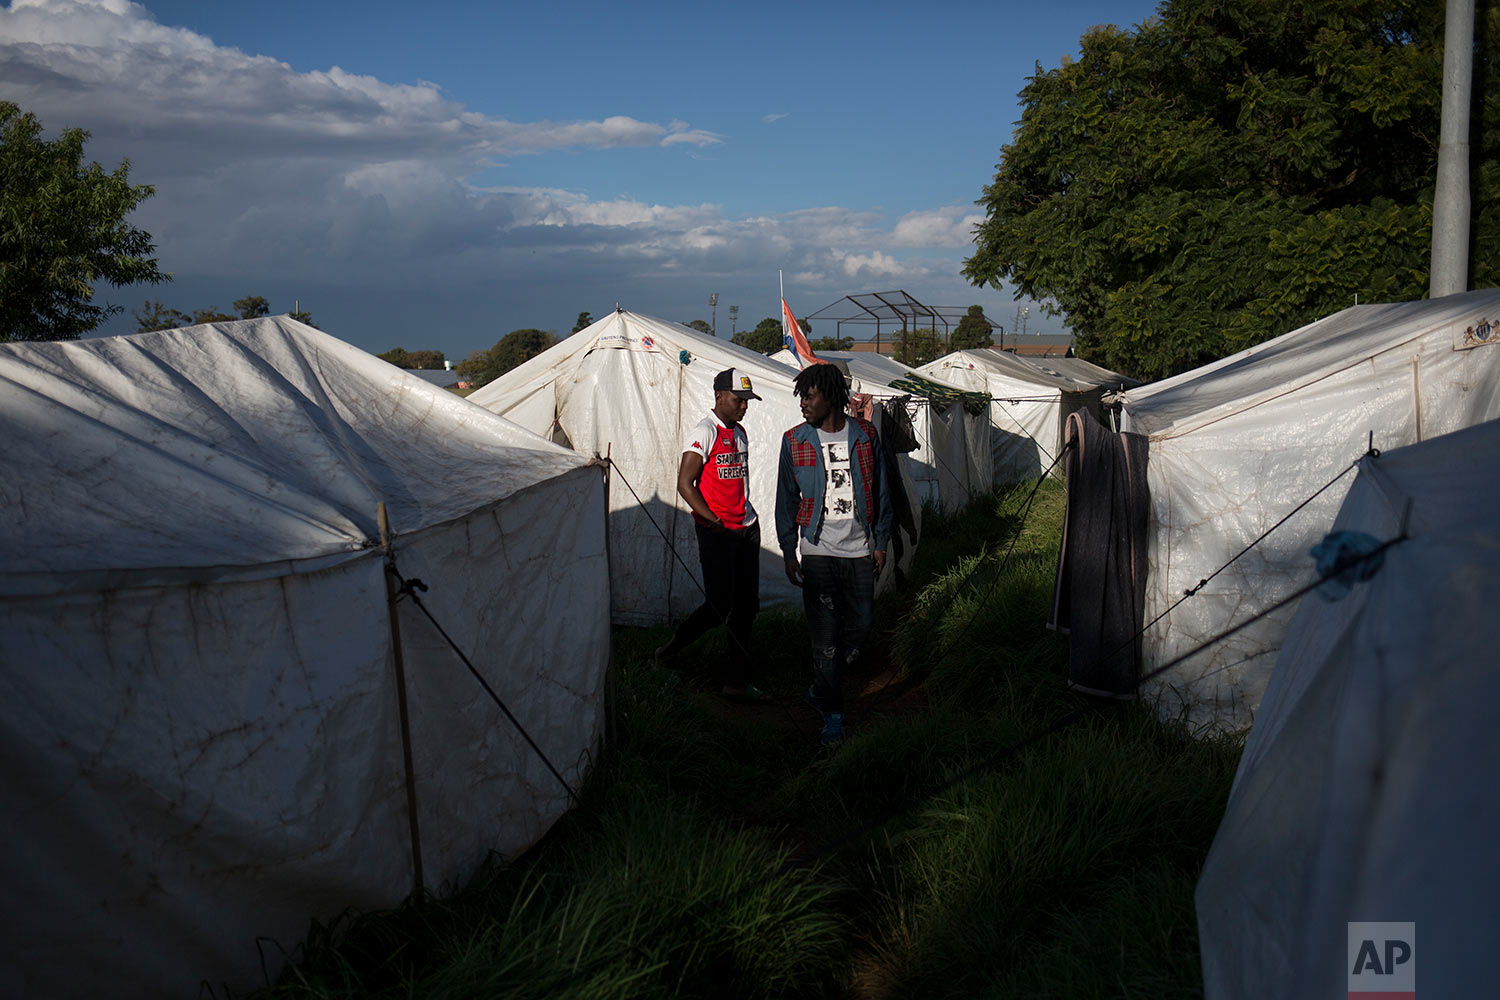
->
[820, 712, 844, 746]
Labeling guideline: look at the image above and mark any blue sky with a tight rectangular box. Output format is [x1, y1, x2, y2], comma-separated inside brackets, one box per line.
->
[3, 0, 1163, 359]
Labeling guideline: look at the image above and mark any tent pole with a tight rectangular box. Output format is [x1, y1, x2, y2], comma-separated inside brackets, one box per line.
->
[379, 501, 425, 896]
[601, 445, 617, 753]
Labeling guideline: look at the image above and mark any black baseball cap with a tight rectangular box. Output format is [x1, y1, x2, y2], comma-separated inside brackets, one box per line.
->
[713, 367, 762, 400]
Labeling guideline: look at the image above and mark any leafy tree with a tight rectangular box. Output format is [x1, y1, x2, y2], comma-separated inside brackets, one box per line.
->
[191, 306, 238, 324]
[684, 319, 712, 335]
[492, 329, 556, 372]
[378, 348, 444, 369]
[730, 317, 784, 355]
[891, 328, 946, 368]
[233, 295, 269, 319]
[457, 328, 559, 387]
[809, 335, 855, 351]
[572, 311, 594, 333]
[950, 305, 994, 350]
[455, 350, 487, 383]
[1, 101, 169, 342]
[134, 299, 191, 333]
[135, 294, 315, 331]
[289, 309, 318, 329]
[964, 0, 1500, 378]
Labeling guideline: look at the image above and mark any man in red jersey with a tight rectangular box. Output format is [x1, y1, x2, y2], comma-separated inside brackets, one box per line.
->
[655, 367, 771, 701]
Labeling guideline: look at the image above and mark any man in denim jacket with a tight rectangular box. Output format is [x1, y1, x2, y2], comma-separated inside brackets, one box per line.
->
[775, 363, 892, 744]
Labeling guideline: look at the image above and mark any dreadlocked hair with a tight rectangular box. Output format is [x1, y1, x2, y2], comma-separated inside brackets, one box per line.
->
[793, 362, 850, 414]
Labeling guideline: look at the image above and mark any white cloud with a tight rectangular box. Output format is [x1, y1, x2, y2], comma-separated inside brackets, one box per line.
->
[889, 206, 987, 248]
[661, 128, 722, 147]
[0, 0, 712, 166]
[832, 250, 914, 281]
[1, 0, 1005, 346]
[660, 119, 721, 147]
[762, 113, 788, 124]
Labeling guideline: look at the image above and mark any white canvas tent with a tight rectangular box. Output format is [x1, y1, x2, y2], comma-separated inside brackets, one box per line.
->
[1104, 288, 1500, 730]
[1014, 354, 1142, 393]
[918, 349, 1106, 485]
[771, 348, 992, 512]
[0, 317, 611, 998]
[470, 310, 921, 626]
[1196, 419, 1500, 998]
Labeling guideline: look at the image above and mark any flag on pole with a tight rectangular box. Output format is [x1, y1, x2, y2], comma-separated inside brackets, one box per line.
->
[782, 296, 824, 368]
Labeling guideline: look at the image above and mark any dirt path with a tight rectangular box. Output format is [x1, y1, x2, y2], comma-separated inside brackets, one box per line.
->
[695, 652, 928, 746]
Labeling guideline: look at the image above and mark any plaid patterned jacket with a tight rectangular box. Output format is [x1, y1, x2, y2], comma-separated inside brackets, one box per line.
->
[774, 415, 892, 558]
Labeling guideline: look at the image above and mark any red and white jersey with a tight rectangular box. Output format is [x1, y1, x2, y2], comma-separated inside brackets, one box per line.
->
[683, 411, 756, 528]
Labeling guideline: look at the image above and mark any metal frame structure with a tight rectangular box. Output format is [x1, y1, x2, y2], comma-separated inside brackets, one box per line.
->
[804, 290, 998, 353]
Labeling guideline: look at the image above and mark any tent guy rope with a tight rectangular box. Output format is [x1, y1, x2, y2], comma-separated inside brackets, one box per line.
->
[385, 559, 583, 808]
[1094, 442, 1379, 678]
[602, 455, 815, 739]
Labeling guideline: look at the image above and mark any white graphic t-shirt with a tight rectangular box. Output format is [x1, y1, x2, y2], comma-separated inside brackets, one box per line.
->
[799, 425, 870, 558]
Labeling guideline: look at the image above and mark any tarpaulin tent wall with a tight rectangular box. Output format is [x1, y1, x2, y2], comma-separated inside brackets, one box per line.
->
[1114, 288, 1500, 730]
[771, 349, 991, 512]
[470, 310, 920, 626]
[1195, 419, 1500, 999]
[917, 349, 1105, 485]
[0, 317, 610, 999]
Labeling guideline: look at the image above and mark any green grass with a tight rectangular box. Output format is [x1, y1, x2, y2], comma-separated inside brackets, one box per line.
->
[849, 708, 1239, 998]
[246, 479, 1241, 999]
[261, 787, 847, 999]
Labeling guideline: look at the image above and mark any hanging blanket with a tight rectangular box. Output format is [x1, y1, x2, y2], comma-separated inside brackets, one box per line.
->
[1049, 409, 1150, 697]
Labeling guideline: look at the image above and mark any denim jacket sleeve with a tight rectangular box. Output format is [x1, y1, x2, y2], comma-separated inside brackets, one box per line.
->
[774, 432, 800, 559]
[869, 422, 893, 552]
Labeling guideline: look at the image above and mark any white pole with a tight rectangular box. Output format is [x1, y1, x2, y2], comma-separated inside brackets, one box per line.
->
[780, 269, 803, 366]
[779, 269, 787, 346]
[1432, 0, 1474, 297]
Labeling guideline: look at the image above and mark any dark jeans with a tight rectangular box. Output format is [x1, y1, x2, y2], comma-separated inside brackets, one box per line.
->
[801, 554, 874, 714]
[671, 520, 761, 687]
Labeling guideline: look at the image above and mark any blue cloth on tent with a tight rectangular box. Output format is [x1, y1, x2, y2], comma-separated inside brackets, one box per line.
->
[1309, 530, 1385, 602]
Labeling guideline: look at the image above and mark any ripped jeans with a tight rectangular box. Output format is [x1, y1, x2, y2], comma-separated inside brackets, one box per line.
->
[801, 554, 875, 715]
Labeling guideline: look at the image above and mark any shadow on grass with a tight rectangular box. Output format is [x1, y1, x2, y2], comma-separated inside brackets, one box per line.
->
[247, 478, 1242, 1000]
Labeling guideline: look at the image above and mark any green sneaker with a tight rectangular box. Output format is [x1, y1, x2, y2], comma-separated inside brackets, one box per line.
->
[722, 683, 773, 704]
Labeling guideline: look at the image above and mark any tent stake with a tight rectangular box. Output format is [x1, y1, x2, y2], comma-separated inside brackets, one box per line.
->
[379, 501, 425, 896]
